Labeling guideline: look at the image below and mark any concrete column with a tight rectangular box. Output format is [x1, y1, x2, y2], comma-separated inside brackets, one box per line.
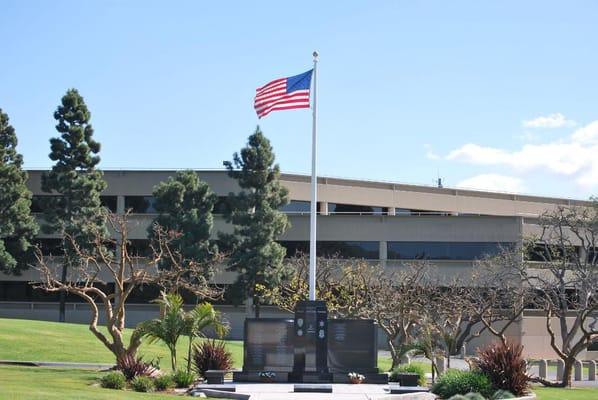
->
[117, 195, 125, 214]
[320, 201, 328, 216]
[379, 241, 387, 260]
[556, 359, 565, 381]
[588, 361, 597, 381]
[574, 360, 583, 381]
[387, 207, 396, 216]
[538, 359, 547, 380]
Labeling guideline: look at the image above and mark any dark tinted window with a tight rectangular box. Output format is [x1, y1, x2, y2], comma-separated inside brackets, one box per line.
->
[35, 238, 63, 256]
[125, 196, 157, 213]
[0, 281, 112, 303]
[127, 239, 152, 257]
[31, 195, 63, 213]
[280, 200, 311, 213]
[213, 196, 231, 215]
[526, 243, 579, 262]
[387, 242, 511, 260]
[328, 203, 388, 215]
[100, 196, 118, 213]
[279, 241, 379, 259]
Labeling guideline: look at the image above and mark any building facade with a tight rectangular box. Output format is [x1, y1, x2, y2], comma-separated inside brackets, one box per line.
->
[0, 169, 594, 359]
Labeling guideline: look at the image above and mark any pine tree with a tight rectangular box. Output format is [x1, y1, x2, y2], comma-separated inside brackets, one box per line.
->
[221, 127, 290, 317]
[0, 109, 38, 274]
[150, 170, 218, 288]
[41, 89, 108, 322]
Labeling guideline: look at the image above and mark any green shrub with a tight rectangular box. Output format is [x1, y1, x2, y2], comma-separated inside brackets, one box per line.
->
[491, 389, 516, 399]
[172, 369, 195, 388]
[389, 364, 426, 385]
[154, 374, 175, 391]
[99, 371, 126, 390]
[431, 369, 493, 399]
[131, 375, 154, 392]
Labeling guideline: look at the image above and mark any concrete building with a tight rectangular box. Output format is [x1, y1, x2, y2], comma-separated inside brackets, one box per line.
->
[0, 169, 595, 359]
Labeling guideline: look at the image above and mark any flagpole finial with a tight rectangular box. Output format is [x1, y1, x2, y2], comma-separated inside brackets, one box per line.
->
[313, 51, 319, 60]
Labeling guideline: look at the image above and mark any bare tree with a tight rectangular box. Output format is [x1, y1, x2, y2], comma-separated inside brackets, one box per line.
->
[517, 200, 598, 387]
[34, 211, 222, 362]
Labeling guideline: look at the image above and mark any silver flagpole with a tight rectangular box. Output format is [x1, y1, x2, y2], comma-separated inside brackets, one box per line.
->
[309, 51, 318, 301]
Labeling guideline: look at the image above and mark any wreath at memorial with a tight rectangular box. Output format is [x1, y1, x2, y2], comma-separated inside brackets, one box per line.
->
[348, 372, 365, 384]
[258, 371, 276, 383]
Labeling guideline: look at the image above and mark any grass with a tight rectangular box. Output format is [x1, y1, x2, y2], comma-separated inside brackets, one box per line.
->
[0, 366, 188, 400]
[0, 318, 243, 371]
[534, 386, 598, 400]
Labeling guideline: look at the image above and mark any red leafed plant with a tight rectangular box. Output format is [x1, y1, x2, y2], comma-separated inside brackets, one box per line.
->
[474, 341, 529, 396]
[116, 354, 157, 381]
[192, 339, 233, 378]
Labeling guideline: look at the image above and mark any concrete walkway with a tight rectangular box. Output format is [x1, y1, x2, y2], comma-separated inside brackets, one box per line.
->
[201, 383, 434, 400]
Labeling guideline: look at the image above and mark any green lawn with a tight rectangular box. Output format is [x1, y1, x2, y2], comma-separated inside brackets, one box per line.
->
[0, 318, 243, 371]
[0, 366, 186, 400]
[534, 386, 598, 400]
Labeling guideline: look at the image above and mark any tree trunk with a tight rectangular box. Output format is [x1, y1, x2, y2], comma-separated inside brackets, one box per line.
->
[387, 338, 399, 370]
[446, 349, 451, 369]
[58, 264, 67, 322]
[561, 359, 574, 387]
[187, 336, 193, 374]
[171, 346, 177, 371]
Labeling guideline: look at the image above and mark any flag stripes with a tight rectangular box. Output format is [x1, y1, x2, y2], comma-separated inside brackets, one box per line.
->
[254, 70, 313, 118]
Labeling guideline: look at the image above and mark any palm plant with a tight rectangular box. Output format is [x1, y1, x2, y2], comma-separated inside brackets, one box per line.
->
[184, 302, 229, 373]
[134, 291, 229, 373]
[134, 291, 187, 370]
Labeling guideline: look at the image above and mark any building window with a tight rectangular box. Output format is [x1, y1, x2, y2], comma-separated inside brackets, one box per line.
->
[328, 203, 388, 215]
[280, 201, 311, 213]
[124, 196, 157, 213]
[35, 238, 63, 256]
[213, 196, 231, 215]
[30, 195, 62, 213]
[279, 240, 379, 259]
[127, 239, 152, 257]
[387, 241, 512, 260]
[526, 243, 580, 262]
[100, 196, 118, 213]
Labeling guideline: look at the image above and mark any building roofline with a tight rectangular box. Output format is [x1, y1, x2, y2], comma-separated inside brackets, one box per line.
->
[24, 168, 592, 207]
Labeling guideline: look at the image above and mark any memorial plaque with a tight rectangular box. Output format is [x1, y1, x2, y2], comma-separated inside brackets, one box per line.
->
[293, 300, 328, 375]
[242, 318, 294, 372]
[328, 319, 378, 373]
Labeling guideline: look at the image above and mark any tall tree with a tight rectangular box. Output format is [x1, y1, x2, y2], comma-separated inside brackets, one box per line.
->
[221, 127, 290, 317]
[150, 170, 218, 292]
[0, 108, 38, 274]
[41, 89, 107, 322]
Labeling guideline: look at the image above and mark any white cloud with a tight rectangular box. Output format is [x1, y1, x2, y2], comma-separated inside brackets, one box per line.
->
[446, 120, 598, 189]
[424, 143, 440, 160]
[457, 174, 526, 193]
[522, 113, 576, 129]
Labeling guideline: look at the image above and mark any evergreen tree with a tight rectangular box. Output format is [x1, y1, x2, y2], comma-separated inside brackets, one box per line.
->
[221, 127, 290, 317]
[150, 170, 218, 288]
[0, 109, 38, 274]
[41, 89, 108, 322]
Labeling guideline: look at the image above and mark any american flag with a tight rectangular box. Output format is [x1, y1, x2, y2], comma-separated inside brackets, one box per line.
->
[254, 69, 313, 118]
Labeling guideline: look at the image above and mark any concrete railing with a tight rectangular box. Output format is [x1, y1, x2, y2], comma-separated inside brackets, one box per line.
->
[527, 359, 597, 381]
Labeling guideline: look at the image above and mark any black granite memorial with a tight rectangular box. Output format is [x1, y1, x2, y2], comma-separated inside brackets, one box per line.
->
[289, 300, 332, 383]
[234, 302, 388, 384]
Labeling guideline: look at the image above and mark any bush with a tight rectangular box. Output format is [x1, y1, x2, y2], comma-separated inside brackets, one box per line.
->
[99, 371, 126, 390]
[154, 374, 175, 391]
[192, 339, 233, 378]
[474, 341, 529, 396]
[447, 396, 467, 400]
[131, 375, 154, 392]
[172, 369, 195, 388]
[491, 389, 516, 399]
[431, 370, 493, 399]
[464, 393, 485, 400]
[116, 353, 157, 381]
[389, 364, 426, 385]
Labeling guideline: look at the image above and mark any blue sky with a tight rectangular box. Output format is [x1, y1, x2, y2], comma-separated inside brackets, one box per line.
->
[1, 1, 597, 200]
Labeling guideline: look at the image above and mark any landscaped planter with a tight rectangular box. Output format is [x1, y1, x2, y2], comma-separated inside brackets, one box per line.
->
[397, 372, 420, 386]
